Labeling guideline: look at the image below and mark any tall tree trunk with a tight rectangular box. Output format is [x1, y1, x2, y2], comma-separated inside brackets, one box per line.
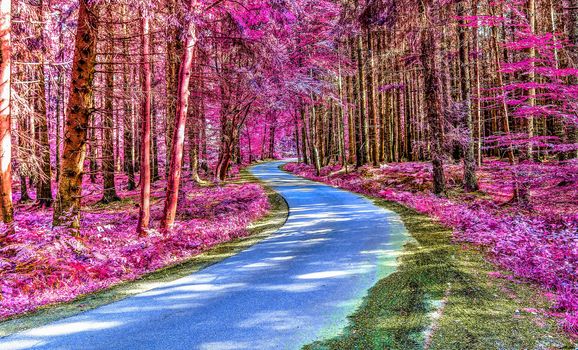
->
[269, 122, 275, 159]
[161, 3, 197, 230]
[188, 112, 202, 183]
[366, 30, 379, 166]
[422, 13, 447, 196]
[55, 11, 64, 182]
[89, 109, 97, 183]
[458, 1, 479, 192]
[122, 7, 135, 190]
[35, 62, 53, 207]
[472, 2, 483, 166]
[294, 112, 301, 163]
[310, 104, 322, 175]
[31, 0, 52, 208]
[187, 63, 202, 184]
[563, 0, 578, 158]
[101, 33, 120, 203]
[137, 12, 152, 234]
[353, 38, 365, 167]
[0, 0, 12, 230]
[490, 6, 515, 164]
[53, 0, 98, 230]
[300, 107, 309, 164]
[525, 0, 536, 159]
[164, 0, 182, 179]
[151, 98, 160, 181]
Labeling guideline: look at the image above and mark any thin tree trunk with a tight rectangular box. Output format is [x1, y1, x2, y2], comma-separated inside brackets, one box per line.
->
[353, 38, 365, 167]
[101, 31, 120, 203]
[458, 1, 479, 192]
[310, 104, 322, 175]
[151, 98, 160, 182]
[300, 107, 309, 164]
[164, 0, 182, 179]
[122, 7, 135, 190]
[161, 2, 197, 229]
[525, 0, 536, 159]
[490, 7, 515, 164]
[366, 30, 379, 166]
[34, 62, 53, 207]
[89, 109, 97, 183]
[137, 12, 152, 234]
[422, 14, 447, 196]
[0, 0, 12, 230]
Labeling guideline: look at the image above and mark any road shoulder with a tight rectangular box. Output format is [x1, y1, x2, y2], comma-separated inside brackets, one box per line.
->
[0, 169, 289, 338]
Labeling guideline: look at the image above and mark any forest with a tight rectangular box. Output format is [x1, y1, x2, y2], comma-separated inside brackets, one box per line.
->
[0, 0, 577, 348]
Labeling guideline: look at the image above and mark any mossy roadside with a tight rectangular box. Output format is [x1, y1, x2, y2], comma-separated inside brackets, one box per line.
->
[302, 199, 576, 350]
[0, 168, 288, 338]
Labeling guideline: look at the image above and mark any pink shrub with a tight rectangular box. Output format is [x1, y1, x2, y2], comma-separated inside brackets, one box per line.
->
[0, 180, 269, 319]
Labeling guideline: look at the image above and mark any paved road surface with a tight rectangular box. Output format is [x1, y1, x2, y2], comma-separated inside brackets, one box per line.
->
[0, 160, 408, 350]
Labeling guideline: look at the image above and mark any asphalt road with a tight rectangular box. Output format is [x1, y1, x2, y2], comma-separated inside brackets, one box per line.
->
[0, 160, 408, 350]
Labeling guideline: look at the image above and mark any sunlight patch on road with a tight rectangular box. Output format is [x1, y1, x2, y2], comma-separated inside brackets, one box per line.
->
[296, 270, 355, 280]
[0, 339, 44, 350]
[27, 320, 122, 337]
[258, 282, 322, 292]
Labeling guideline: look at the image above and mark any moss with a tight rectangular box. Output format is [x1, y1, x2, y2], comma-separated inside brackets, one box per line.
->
[0, 170, 288, 338]
[304, 200, 575, 350]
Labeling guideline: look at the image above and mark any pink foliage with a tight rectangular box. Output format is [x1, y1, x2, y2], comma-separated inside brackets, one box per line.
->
[0, 178, 269, 319]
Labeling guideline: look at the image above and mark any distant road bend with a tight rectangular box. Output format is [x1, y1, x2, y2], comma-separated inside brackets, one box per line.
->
[0, 160, 408, 350]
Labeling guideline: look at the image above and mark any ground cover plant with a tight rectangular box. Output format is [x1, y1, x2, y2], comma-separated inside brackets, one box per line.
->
[0, 174, 269, 319]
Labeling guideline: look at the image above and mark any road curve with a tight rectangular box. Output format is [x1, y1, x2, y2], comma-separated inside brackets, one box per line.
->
[0, 160, 408, 350]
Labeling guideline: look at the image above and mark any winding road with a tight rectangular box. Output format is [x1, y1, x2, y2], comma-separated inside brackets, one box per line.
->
[0, 161, 408, 350]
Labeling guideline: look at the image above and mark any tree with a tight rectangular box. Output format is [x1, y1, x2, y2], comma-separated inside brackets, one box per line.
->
[100, 23, 120, 204]
[421, 4, 447, 196]
[161, 0, 197, 229]
[137, 10, 152, 234]
[53, 0, 98, 230]
[0, 0, 13, 230]
[457, 1, 479, 192]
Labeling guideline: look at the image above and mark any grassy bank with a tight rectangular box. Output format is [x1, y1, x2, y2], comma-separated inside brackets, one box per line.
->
[304, 199, 575, 350]
[0, 169, 288, 338]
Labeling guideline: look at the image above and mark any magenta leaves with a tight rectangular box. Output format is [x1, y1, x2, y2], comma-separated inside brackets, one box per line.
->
[0, 178, 269, 320]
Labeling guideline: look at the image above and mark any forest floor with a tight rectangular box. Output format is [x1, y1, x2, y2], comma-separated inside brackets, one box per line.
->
[0, 160, 575, 349]
[285, 160, 578, 347]
[0, 167, 288, 334]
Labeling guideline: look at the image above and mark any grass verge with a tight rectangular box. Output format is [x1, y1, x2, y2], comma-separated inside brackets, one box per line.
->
[304, 199, 575, 350]
[0, 169, 288, 338]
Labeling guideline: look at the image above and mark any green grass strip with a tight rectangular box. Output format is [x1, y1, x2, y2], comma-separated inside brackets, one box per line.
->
[0, 170, 288, 338]
[304, 199, 575, 350]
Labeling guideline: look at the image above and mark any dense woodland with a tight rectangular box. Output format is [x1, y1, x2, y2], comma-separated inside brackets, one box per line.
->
[0, 0, 577, 336]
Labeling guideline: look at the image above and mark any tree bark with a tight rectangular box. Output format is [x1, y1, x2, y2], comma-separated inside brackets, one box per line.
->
[122, 7, 135, 190]
[458, 1, 479, 192]
[421, 12, 447, 196]
[101, 31, 120, 203]
[53, 0, 98, 230]
[0, 0, 12, 229]
[366, 30, 379, 166]
[164, 0, 182, 179]
[161, 1, 197, 229]
[34, 60, 53, 207]
[137, 12, 152, 234]
[525, 0, 536, 159]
